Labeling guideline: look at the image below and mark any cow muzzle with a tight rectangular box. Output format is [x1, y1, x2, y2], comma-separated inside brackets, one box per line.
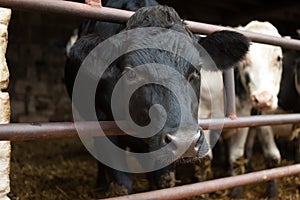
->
[251, 91, 274, 110]
[164, 127, 208, 158]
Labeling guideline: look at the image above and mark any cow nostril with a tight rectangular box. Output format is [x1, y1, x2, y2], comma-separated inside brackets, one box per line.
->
[251, 92, 274, 108]
[164, 134, 172, 144]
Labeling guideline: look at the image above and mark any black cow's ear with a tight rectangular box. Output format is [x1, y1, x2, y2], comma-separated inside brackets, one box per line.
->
[200, 30, 250, 71]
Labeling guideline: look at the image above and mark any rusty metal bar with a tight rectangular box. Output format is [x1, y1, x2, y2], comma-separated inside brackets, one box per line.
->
[185, 20, 300, 50]
[0, 0, 133, 23]
[0, 114, 299, 141]
[200, 113, 300, 130]
[105, 163, 300, 200]
[223, 68, 236, 119]
[0, 121, 124, 141]
[0, 0, 300, 50]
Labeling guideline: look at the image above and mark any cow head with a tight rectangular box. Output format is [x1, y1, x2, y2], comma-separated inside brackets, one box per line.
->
[113, 6, 249, 162]
[66, 6, 249, 169]
[237, 21, 283, 110]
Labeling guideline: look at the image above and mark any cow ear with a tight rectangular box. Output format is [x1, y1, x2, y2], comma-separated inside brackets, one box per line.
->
[200, 30, 250, 71]
[64, 33, 105, 97]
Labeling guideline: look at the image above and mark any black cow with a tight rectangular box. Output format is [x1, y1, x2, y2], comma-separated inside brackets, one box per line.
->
[276, 48, 300, 162]
[279, 49, 300, 113]
[65, 4, 249, 197]
[245, 38, 300, 198]
[78, 0, 159, 38]
[66, 0, 159, 55]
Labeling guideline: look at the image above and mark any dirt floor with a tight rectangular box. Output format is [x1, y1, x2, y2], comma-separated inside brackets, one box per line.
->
[8, 138, 300, 200]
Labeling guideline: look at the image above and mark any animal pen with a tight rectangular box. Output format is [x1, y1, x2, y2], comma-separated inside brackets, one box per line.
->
[0, 0, 300, 199]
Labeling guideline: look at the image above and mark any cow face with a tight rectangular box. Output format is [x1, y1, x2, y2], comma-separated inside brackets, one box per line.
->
[117, 38, 249, 163]
[113, 30, 204, 161]
[237, 21, 283, 110]
[66, 6, 249, 168]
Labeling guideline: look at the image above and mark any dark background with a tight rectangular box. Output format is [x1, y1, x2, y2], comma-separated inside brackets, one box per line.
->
[6, 1, 300, 122]
[159, 0, 300, 36]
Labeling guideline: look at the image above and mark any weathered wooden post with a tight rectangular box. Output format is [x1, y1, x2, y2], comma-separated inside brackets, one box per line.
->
[0, 7, 11, 200]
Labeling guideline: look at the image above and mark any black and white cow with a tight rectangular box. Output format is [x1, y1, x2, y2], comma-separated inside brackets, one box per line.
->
[246, 39, 300, 197]
[279, 43, 300, 113]
[233, 21, 283, 198]
[199, 20, 283, 198]
[231, 21, 285, 198]
[65, 3, 249, 197]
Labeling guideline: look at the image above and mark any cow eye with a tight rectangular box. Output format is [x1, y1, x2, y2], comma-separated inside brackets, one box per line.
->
[277, 56, 282, 62]
[245, 72, 251, 85]
[122, 66, 136, 80]
[188, 70, 200, 82]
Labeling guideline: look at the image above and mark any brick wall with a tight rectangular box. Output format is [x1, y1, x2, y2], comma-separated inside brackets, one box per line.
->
[6, 11, 83, 123]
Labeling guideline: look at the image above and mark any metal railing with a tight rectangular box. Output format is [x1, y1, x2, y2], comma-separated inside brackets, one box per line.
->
[1, 114, 300, 141]
[104, 164, 300, 200]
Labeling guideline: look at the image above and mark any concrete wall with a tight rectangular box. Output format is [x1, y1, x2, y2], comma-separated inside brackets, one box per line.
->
[0, 7, 11, 200]
[6, 11, 82, 123]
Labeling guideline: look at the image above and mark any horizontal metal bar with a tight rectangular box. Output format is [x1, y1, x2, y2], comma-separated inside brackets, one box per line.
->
[0, 0, 300, 50]
[0, 114, 299, 141]
[104, 163, 300, 200]
[0, 121, 123, 141]
[0, 0, 133, 23]
[185, 20, 300, 50]
[200, 113, 300, 130]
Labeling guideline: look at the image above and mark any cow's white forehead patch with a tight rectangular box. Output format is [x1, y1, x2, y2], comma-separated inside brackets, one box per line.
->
[238, 21, 283, 110]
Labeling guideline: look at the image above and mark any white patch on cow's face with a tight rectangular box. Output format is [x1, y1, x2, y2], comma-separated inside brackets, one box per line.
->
[237, 21, 283, 111]
[238, 43, 283, 110]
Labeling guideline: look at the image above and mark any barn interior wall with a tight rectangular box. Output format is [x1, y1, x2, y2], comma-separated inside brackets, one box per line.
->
[6, 11, 82, 122]
[5, 3, 299, 123]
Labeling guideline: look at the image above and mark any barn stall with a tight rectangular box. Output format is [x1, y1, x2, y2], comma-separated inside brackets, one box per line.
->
[0, 0, 299, 199]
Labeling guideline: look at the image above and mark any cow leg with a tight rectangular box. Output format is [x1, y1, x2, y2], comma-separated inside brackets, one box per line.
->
[296, 133, 300, 163]
[94, 136, 132, 197]
[257, 126, 281, 198]
[94, 136, 110, 194]
[245, 127, 257, 172]
[153, 164, 177, 189]
[106, 170, 132, 197]
[228, 127, 249, 198]
[293, 125, 300, 163]
[193, 130, 213, 199]
[194, 130, 213, 181]
[96, 162, 132, 196]
[213, 136, 228, 167]
[194, 154, 213, 182]
[148, 164, 177, 190]
[96, 162, 109, 191]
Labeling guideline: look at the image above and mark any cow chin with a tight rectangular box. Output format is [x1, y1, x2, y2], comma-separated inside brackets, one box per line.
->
[177, 142, 210, 164]
[179, 131, 210, 164]
[176, 157, 202, 164]
[155, 128, 210, 165]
